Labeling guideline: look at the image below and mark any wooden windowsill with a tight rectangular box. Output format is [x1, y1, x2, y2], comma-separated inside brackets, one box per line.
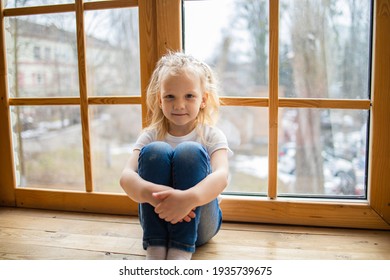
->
[0, 207, 389, 260]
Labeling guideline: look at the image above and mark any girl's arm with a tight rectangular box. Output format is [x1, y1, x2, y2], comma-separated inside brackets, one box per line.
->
[153, 149, 229, 224]
[119, 150, 173, 207]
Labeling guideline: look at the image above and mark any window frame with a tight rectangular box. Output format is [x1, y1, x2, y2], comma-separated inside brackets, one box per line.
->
[0, 0, 389, 230]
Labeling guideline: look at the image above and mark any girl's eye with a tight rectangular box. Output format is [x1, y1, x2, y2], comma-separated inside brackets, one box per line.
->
[164, 95, 174, 100]
[185, 94, 195, 99]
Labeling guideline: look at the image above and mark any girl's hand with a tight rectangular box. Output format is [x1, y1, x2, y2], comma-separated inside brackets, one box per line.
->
[144, 185, 173, 208]
[180, 209, 196, 223]
[153, 190, 196, 224]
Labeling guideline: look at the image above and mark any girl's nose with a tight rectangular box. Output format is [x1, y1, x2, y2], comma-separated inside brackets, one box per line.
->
[174, 99, 185, 110]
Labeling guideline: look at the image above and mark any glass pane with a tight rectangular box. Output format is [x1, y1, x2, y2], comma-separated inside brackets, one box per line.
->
[278, 108, 368, 197]
[85, 8, 141, 96]
[279, 0, 371, 99]
[219, 107, 268, 194]
[11, 106, 85, 191]
[5, 14, 79, 97]
[90, 105, 142, 193]
[184, 0, 269, 97]
[5, 0, 74, 7]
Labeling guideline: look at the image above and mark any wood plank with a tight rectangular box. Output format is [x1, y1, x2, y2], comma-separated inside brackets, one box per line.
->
[0, 207, 145, 259]
[84, 0, 138, 11]
[220, 97, 268, 107]
[220, 196, 390, 230]
[370, 0, 390, 224]
[0, 243, 143, 260]
[75, 0, 93, 193]
[14, 188, 138, 215]
[0, 227, 144, 257]
[212, 227, 390, 252]
[156, 0, 182, 56]
[13, 188, 390, 230]
[9, 97, 80, 106]
[8, 96, 370, 109]
[279, 98, 371, 109]
[88, 96, 142, 105]
[0, 0, 16, 207]
[195, 241, 390, 260]
[2, 206, 386, 239]
[3, 4, 75, 17]
[1, 207, 389, 260]
[0, 206, 137, 224]
[3, 1, 138, 17]
[138, 0, 158, 128]
[0, 213, 142, 238]
[268, 0, 279, 199]
[9, 96, 143, 106]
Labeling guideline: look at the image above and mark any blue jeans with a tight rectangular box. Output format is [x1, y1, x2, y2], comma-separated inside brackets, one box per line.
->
[138, 141, 222, 253]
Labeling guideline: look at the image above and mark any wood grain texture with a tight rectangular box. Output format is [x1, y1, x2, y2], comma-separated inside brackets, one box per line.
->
[8, 96, 142, 106]
[87, 96, 142, 105]
[15, 188, 138, 216]
[84, 0, 137, 11]
[279, 98, 371, 109]
[370, 0, 390, 224]
[75, 0, 93, 192]
[139, 0, 157, 128]
[220, 97, 268, 107]
[156, 0, 182, 56]
[1, 207, 389, 260]
[220, 196, 390, 230]
[8, 96, 369, 108]
[9, 97, 80, 106]
[0, 1, 16, 206]
[14, 188, 390, 230]
[268, 0, 279, 199]
[3, 4, 75, 17]
[3, 0, 137, 17]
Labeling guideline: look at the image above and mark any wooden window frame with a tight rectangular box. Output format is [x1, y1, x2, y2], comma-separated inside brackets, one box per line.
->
[0, 0, 389, 230]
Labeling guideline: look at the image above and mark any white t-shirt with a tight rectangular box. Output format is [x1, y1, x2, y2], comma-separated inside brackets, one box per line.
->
[133, 125, 232, 156]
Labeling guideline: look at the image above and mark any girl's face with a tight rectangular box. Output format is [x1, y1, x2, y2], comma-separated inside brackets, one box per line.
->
[160, 70, 208, 136]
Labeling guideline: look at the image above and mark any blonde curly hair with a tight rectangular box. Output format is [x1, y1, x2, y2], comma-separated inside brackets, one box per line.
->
[145, 52, 221, 140]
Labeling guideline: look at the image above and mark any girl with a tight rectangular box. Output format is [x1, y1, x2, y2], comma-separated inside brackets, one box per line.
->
[120, 52, 230, 260]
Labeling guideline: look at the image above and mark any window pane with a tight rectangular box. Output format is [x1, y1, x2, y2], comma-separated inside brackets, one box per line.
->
[90, 105, 142, 193]
[279, 0, 371, 99]
[11, 106, 85, 191]
[85, 8, 141, 96]
[6, 14, 79, 97]
[184, 0, 269, 97]
[5, 0, 74, 8]
[278, 108, 368, 197]
[219, 107, 268, 194]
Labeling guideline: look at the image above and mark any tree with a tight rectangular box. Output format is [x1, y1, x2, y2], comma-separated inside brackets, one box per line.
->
[234, 0, 268, 86]
[287, 0, 336, 193]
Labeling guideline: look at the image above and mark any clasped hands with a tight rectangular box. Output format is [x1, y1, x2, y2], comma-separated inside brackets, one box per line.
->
[152, 189, 196, 224]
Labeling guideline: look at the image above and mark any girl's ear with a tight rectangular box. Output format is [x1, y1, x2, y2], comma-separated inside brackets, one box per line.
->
[201, 92, 209, 109]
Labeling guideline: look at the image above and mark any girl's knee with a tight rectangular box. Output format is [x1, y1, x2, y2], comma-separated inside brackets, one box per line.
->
[173, 142, 207, 160]
[140, 141, 173, 160]
[138, 142, 173, 180]
[142, 141, 172, 153]
[172, 142, 211, 178]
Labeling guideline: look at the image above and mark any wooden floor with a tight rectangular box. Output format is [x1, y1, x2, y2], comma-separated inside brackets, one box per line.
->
[0, 207, 389, 260]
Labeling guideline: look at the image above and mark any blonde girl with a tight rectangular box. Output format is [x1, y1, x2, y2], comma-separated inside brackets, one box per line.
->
[120, 52, 230, 260]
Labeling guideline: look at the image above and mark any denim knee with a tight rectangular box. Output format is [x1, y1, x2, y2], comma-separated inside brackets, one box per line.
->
[139, 141, 173, 161]
[172, 142, 211, 190]
[173, 142, 210, 167]
[138, 141, 173, 186]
